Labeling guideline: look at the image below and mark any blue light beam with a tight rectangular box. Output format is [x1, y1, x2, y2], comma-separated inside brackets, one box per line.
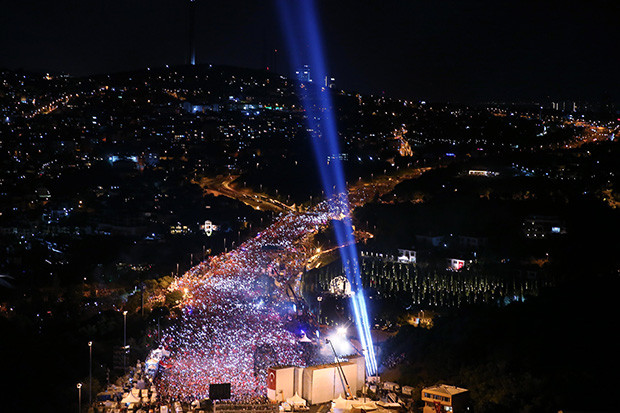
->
[277, 0, 378, 376]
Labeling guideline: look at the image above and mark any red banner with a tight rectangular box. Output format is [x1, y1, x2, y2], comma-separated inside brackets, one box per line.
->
[267, 368, 276, 390]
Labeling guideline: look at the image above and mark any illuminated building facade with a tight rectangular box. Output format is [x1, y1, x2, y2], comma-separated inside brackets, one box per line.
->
[422, 384, 471, 413]
[522, 215, 567, 239]
[295, 65, 312, 83]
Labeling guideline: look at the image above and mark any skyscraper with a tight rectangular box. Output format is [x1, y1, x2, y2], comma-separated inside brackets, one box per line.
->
[324, 76, 336, 89]
[295, 65, 311, 83]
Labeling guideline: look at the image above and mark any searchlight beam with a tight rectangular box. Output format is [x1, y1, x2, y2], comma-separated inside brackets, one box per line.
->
[277, 0, 378, 376]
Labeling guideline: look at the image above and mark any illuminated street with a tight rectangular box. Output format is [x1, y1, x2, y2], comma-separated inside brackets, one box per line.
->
[155, 199, 351, 400]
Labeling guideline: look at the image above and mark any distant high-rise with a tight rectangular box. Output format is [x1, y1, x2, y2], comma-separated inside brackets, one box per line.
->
[295, 65, 311, 83]
[324, 76, 336, 89]
[188, 0, 196, 65]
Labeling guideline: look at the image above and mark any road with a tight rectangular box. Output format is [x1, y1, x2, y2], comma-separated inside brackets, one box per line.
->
[195, 175, 296, 213]
[195, 166, 431, 214]
[195, 166, 430, 269]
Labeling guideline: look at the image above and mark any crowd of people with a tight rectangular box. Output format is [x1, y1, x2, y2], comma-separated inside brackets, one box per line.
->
[154, 202, 344, 402]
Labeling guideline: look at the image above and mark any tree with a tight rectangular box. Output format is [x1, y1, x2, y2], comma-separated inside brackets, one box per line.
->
[165, 290, 183, 307]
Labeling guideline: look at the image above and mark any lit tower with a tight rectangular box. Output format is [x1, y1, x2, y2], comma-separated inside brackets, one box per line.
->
[295, 64, 312, 83]
[188, 0, 196, 65]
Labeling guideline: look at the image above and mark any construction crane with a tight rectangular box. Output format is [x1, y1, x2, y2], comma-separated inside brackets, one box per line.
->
[326, 338, 353, 399]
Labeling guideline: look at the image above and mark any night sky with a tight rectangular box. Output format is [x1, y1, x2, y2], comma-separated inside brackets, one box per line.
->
[1, 0, 618, 102]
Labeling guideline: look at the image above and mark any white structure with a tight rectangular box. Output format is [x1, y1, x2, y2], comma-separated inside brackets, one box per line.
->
[332, 395, 377, 413]
[397, 249, 416, 264]
[447, 258, 466, 271]
[267, 366, 296, 402]
[468, 169, 499, 177]
[267, 356, 366, 405]
[286, 393, 307, 408]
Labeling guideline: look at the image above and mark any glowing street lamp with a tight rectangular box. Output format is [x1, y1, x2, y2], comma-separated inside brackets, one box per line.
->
[123, 311, 128, 372]
[77, 383, 82, 413]
[88, 341, 92, 406]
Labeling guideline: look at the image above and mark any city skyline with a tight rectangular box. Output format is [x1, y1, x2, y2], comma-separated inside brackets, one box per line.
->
[1, 0, 618, 103]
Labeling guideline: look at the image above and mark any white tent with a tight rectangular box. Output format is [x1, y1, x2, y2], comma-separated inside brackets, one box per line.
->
[376, 401, 401, 409]
[332, 396, 378, 413]
[332, 395, 354, 413]
[351, 401, 377, 412]
[286, 393, 307, 408]
[121, 392, 141, 405]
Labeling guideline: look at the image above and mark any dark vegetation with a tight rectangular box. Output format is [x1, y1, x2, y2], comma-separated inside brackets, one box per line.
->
[383, 275, 617, 413]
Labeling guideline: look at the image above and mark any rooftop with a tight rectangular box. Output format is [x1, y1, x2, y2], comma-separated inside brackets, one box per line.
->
[423, 384, 468, 396]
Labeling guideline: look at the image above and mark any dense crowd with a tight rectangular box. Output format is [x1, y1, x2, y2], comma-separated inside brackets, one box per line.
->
[155, 202, 342, 401]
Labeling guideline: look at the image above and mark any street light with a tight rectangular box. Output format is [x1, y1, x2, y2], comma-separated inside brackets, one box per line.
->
[123, 311, 128, 372]
[77, 383, 82, 413]
[123, 311, 127, 347]
[88, 341, 92, 406]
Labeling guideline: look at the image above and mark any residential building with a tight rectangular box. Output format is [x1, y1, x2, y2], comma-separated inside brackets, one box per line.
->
[422, 384, 471, 413]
